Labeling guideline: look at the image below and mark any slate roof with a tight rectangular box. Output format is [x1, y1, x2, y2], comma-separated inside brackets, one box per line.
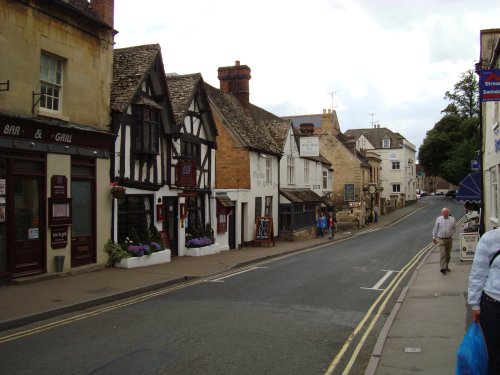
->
[280, 188, 323, 203]
[111, 44, 161, 113]
[344, 127, 405, 149]
[205, 83, 283, 155]
[166, 73, 202, 124]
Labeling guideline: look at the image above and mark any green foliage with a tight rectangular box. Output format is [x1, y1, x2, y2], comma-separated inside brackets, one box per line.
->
[419, 69, 480, 183]
[104, 239, 130, 266]
[442, 69, 479, 119]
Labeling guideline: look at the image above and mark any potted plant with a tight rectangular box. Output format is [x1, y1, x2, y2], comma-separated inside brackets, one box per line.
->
[106, 226, 170, 269]
[109, 181, 126, 199]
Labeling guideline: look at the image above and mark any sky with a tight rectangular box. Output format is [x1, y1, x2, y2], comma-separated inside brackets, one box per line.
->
[113, 0, 499, 154]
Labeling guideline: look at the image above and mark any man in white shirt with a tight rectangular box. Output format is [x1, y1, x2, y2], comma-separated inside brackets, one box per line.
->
[432, 207, 456, 274]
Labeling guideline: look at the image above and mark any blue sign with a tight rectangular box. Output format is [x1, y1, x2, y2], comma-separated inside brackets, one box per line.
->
[479, 69, 500, 102]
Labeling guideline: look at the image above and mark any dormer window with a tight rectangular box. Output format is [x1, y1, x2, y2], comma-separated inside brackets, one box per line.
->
[383, 138, 391, 148]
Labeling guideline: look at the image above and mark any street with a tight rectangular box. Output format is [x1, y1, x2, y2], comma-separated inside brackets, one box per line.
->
[0, 197, 464, 375]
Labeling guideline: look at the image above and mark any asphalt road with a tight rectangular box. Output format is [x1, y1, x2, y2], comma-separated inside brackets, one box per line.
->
[0, 197, 465, 375]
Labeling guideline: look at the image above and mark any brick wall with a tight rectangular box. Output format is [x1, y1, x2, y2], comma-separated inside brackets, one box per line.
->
[212, 114, 251, 189]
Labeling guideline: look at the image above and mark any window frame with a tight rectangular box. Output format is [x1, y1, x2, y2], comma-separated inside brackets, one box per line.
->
[392, 161, 400, 170]
[287, 156, 295, 185]
[132, 104, 160, 155]
[392, 184, 401, 193]
[40, 52, 63, 113]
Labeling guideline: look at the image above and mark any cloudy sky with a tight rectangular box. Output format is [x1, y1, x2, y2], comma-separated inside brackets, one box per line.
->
[114, 0, 499, 153]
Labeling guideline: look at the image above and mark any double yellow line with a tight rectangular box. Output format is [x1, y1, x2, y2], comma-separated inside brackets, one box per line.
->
[324, 242, 435, 375]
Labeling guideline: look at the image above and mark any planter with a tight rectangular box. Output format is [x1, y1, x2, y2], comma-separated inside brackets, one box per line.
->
[111, 189, 126, 199]
[185, 243, 229, 257]
[114, 249, 171, 269]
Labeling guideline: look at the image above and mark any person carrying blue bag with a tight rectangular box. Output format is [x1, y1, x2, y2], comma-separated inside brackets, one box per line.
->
[467, 227, 500, 374]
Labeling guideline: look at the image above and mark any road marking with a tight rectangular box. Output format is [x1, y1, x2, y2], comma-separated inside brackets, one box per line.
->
[207, 266, 267, 282]
[324, 242, 434, 375]
[361, 270, 399, 291]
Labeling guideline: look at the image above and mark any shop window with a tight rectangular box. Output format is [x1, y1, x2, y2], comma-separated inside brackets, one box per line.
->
[117, 195, 154, 244]
[40, 53, 63, 112]
[265, 196, 273, 217]
[186, 194, 205, 233]
[255, 197, 262, 221]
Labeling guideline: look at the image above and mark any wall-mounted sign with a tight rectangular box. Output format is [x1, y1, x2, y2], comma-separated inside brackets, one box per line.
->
[51, 226, 68, 249]
[0, 179, 5, 195]
[344, 184, 355, 201]
[349, 201, 361, 208]
[479, 69, 500, 102]
[51, 175, 67, 198]
[299, 137, 319, 157]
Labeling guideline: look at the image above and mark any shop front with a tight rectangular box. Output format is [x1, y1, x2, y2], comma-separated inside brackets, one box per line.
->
[0, 113, 113, 279]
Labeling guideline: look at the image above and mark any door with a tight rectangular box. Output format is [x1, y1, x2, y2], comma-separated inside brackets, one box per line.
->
[228, 208, 236, 250]
[71, 158, 96, 267]
[12, 174, 44, 276]
[163, 197, 178, 256]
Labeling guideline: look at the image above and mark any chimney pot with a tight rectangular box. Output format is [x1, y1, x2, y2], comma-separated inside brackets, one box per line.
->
[218, 61, 251, 108]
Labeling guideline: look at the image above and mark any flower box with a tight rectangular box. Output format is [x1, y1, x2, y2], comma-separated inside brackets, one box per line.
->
[185, 243, 229, 257]
[114, 249, 171, 268]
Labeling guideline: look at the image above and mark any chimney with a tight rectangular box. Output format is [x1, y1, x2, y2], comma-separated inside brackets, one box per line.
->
[299, 123, 315, 135]
[91, 0, 114, 27]
[218, 60, 251, 108]
[321, 109, 341, 136]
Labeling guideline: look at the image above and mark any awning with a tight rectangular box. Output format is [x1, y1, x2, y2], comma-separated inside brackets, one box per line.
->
[456, 172, 482, 203]
[216, 194, 235, 207]
[280, 188, 322, 204]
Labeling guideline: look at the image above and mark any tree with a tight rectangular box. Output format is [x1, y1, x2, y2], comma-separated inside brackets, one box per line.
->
[419, 69, 480, 183]
[442, 69, 479, 119]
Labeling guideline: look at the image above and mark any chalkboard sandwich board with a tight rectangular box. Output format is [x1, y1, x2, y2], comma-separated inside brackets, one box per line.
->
[253, 216, 275, 247]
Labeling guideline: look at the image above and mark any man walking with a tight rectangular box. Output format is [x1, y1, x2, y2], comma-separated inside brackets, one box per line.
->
[432, 207, 456, 274]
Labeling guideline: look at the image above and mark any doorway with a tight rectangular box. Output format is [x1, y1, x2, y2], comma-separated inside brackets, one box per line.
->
[0, 154, 46, 278]
[71, 158, 96, 267]
[163, 197, 178, 256]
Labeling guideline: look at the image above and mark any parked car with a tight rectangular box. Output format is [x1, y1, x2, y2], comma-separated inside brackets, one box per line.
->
[445, 189, 456, 198]
[435, 191, 444, 195]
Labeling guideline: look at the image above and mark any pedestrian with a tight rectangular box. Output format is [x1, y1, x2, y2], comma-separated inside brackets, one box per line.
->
[374, 206, 378, 223]
[432, 207, 456, 274]
[467, 227, 500, 374]
[317, 212, 327, 237]
[328, 213, 336, 239]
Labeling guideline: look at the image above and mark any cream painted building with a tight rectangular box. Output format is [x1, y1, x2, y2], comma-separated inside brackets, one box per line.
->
[0, 0, 115, 278]
[478, 28, 500, 232]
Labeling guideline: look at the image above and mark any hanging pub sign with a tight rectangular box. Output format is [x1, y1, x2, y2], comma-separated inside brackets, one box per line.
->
[479, 69, 500, 102]
[175, 160, 197, 187]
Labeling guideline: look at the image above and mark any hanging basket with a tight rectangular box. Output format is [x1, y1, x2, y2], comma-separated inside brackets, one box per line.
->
[111, 188, 126, 199]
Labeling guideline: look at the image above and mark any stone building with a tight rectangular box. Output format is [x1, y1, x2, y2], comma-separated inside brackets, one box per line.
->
[0, 0, 115, 278]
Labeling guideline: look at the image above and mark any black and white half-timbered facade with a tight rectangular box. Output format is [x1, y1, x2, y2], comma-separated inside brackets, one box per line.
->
[165, 73, 220, 256]
[111, 45, 219, 256]
[111, 44, 175, 254]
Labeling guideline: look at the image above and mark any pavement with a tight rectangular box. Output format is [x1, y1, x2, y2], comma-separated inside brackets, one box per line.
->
[0, 201, 472, 374]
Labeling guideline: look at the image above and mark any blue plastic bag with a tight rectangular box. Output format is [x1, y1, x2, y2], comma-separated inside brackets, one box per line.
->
[456, 322, 488, 375]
